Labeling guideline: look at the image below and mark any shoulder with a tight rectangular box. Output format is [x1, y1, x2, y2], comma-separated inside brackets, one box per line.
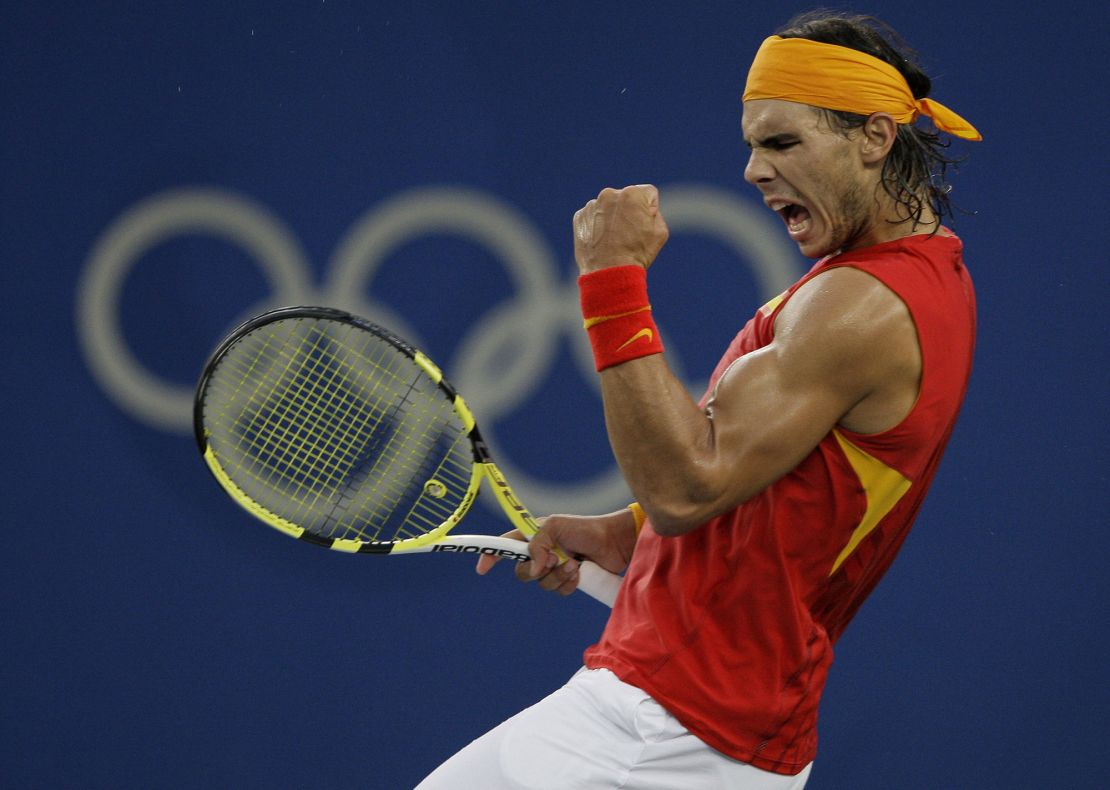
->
[776, 265, 911, 349]
[772, 264, 918, 397]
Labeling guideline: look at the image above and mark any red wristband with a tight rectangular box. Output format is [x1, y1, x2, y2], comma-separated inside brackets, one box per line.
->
[578, 266, 664, 371]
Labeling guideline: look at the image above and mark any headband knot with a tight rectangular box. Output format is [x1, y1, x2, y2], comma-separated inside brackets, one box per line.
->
[743, 36, 981, 141]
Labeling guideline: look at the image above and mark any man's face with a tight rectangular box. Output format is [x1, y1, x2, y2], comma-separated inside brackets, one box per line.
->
[741, 99, 876, 259]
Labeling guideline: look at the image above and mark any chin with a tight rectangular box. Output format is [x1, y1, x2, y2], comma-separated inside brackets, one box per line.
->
[796, 240, 835, 260]
[797, 227, 853, 259]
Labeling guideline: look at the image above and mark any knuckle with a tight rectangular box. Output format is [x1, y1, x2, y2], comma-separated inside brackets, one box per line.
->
[539, 575, 559, 592]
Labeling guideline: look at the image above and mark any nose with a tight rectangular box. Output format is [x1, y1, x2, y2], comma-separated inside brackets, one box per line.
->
[744, 148, 774, 185]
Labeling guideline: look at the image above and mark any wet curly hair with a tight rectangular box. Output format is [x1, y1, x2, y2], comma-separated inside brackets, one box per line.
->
[776, 11, 966, 228]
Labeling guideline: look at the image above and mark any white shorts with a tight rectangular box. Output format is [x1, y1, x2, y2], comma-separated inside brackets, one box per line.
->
[416, 668, 812, 789]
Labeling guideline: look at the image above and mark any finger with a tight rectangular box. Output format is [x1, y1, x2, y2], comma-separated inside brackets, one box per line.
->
[516, 548, 557, 582]
[535, 557, 579, 592]
[475, 552, 501, 576]
[556, 572, 581, 596]
[573, 207, 587, 243]
[654, 209, 669, 243]
[519, 520, 562, 579]
[633, 184, 659, 208]
[574, 202, 596, 244]
[476, 529, 525, 576]
[551, 560, 582, 597]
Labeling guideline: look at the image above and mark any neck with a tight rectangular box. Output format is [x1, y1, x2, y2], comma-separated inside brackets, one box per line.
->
[846, 193, 942, 252]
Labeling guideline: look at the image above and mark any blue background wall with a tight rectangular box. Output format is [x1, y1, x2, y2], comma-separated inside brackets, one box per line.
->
[4, 2, 1107, 788]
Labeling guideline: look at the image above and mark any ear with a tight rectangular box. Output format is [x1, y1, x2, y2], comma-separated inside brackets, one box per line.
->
[860, 112, 898, 164]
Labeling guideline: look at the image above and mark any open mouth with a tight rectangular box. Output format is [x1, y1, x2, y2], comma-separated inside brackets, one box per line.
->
[775, 203, 812, 235]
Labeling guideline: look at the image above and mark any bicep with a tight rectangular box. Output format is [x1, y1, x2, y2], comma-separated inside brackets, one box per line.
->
[701, 269, 900, 509]
[620, 267, 910, 534]
[704, 341, 859, 504]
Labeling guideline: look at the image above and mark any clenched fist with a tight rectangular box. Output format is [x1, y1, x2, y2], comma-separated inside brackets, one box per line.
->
[573, 185, 669, 274]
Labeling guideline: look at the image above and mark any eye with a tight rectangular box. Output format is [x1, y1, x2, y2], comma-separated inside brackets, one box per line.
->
[744, 135, 800, 152]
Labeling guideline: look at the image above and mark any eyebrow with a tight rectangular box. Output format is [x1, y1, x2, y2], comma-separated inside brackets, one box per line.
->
[744, 133, 799, 150]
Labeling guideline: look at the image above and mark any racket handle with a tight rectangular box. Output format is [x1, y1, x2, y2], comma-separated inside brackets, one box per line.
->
[577, 561, 622, 607]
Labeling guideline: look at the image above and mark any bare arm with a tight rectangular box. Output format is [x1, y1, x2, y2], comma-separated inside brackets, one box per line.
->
[575, 185, 920, 535]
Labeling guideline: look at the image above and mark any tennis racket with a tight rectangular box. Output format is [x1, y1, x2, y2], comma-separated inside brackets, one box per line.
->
[194, 305, 622, 607]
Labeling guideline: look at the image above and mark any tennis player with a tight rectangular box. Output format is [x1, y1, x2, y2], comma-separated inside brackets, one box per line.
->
[418, 11, 980, 788]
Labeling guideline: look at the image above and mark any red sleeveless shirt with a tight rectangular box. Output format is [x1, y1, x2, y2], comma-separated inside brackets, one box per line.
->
[584, 233, 976, 775]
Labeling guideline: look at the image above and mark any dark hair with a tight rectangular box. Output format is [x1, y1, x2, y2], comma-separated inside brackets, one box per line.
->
[776, 11, 964, 228]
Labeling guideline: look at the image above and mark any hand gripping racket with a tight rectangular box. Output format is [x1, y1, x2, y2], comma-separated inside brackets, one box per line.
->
[194, 306, 622, 607]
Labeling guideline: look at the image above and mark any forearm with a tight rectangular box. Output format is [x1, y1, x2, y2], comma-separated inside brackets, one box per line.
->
[599, 356, 724, 535]
[572, 185, 746, 533]
[571, 188, 886, 540]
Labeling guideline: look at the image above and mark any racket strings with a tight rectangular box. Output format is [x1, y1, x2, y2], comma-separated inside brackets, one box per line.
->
[321, 364, 444, 539]
[216, 324, 431, 536]
[204, 317, 474, 543]
[225, 325, 383, 514]
[224, 323, 417, 529]
[307, 326, 471, 539]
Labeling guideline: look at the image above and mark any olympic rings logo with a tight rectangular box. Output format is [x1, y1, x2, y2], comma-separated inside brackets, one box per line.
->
[76, 185, 802, 514]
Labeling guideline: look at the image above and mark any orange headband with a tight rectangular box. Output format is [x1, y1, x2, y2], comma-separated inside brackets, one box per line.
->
[743, 36, 982, 141]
